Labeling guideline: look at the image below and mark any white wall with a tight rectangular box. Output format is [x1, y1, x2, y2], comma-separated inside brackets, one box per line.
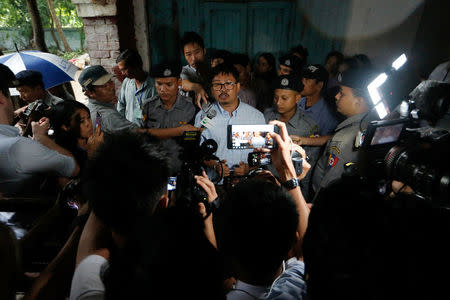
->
[341, 0, 425, 67]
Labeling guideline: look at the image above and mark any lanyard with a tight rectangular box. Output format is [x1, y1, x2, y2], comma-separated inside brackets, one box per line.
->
[134, 83, 145, 109]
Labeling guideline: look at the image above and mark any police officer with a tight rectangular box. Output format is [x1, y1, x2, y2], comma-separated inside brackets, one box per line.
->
[265, 74, 319, 199]
[142, 61, 199, 173]
[142, 61, 198, 138]
[312, 68, 376, 195]
[278, 54, 303, 76]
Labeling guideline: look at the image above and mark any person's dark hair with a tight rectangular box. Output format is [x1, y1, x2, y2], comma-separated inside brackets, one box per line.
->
[290, 44, 309, 61]
[181, 31, 205, 51]
[211, 49, 232, 62]
[342, 57, 359, 71]
[104, 207, 223, 300]
[256, 52, 278, 81]
[50, 100, 89, 146]
[82, 132, 170, 236]
[231, 53, 251, 68]
[326, 51, 344, 64]
[209, 62, 240, 84]
[222, 179, 299, 282]
[353, 54, 372, 69]
[49, 101, 90, 167]
[116, 49, 143, 69]
[303, 176, 433, 300]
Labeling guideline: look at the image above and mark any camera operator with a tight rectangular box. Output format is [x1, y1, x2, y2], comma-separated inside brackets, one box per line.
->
[70, 132, 222, 300]
[0, 64, 79, 197]
[13, 70, 63, 132]
[194, 63, 266, 182]
[219, 120, 310, 299]
[312, 68, 376, 196]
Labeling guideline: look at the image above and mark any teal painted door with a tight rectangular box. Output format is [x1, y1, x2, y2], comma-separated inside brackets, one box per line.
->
[148, 0, 347, 65]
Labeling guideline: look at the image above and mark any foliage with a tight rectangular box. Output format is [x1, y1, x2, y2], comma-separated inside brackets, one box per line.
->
[51, 48, 85, 60]
[0, 0, 83, 29]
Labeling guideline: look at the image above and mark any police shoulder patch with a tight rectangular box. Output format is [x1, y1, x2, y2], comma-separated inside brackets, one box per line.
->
[328, 153, 339, 168]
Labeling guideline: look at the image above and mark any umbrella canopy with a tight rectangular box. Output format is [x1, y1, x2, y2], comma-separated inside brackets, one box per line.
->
[0, 50, 79, 89]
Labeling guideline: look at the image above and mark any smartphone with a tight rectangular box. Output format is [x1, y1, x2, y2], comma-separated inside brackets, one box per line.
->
[227, 124, 277, 149]
[95, 112, 102, 130]
[167, 176, 177, 191]
[248, 151, 272, 167]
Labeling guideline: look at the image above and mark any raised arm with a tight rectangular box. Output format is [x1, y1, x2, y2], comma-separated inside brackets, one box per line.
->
[261, 120, 310, 259]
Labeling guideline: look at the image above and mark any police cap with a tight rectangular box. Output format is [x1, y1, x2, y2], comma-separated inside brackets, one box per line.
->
[278, 54, 302, 72]
[150, 61, 182, 79]
[274, 74, 303, 92]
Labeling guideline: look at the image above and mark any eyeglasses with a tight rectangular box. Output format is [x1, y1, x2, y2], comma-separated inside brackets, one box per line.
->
[212, 81, 237, 91]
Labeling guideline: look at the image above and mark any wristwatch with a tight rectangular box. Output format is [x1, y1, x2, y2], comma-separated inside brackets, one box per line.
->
[281, 178, 300, 190]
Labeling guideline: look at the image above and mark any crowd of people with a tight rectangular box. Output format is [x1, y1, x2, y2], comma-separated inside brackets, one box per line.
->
[0, 30, 446, 300]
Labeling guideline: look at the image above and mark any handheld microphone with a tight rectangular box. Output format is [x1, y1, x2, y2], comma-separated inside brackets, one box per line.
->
[200, 107, 217, 129]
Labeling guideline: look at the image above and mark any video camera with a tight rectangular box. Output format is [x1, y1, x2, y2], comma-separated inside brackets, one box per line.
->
[173, 131, 219, 216]
[356, 54, 450, 207]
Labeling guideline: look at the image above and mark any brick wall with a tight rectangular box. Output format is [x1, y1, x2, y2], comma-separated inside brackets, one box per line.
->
[83, 16, 120, 73]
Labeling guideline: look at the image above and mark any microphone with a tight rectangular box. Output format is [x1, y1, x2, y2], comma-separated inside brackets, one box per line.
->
[200, 107, 217, 129]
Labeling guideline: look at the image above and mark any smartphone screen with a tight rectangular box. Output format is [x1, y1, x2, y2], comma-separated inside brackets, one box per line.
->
[228, 124, 276, 149]
[167, 176, 177, 191]
[95, 112, 102, 130]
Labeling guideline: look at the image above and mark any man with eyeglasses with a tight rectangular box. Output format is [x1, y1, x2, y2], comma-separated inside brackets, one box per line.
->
[79, 65, 139, 134]
[194, 63, 265, 182]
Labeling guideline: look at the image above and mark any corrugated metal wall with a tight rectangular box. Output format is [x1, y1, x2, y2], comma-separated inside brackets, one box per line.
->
[148, 0, 349, 66]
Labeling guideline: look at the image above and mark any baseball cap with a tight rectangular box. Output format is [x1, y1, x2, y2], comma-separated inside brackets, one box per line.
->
[150, 61, 182, 78]
[16, 70, 43, 86]
[274, 74, 304, 92]
[0, 64, 19, 89]
[78, 65, 114, 90]
[302, 64, 329, 83]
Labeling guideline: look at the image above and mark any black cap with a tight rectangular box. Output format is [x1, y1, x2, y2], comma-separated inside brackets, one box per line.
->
[302, 64, 328, 83]
[274, 74, 303, 92]
[278, 54, 302, 72]
[150, 61, 182, 78]
[78, 65, 114, 90]
[338, 68, 376, 91]
[0, 64, 19, 89]
[16, 70, 43, 86]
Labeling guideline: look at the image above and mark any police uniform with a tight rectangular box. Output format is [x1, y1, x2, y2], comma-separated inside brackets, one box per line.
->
[142, 93, 195, 129]
[143, 62, 195, 129]
[143, 61, 196, 174]
[311, 68, 377, 195]
[312, 112, 366, 192]
[264, 75, 320, 199]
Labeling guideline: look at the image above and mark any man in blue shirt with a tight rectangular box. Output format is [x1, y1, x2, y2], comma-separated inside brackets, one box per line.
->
[292, 64, 339, 148]
[194, 63, 265, 182]
[116, 49, 155, 126]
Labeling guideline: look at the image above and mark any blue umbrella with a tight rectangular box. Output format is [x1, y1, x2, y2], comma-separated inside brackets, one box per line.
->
[0, 50, 79, 89]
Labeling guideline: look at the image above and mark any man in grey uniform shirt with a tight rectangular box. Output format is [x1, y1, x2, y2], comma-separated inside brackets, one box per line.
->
[265, 74, 319, 199]
[142, 61, 199, 173]
[312, 68, 376, 195]
[0, 64, 78, 196]
[78, 65, 139, 134]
